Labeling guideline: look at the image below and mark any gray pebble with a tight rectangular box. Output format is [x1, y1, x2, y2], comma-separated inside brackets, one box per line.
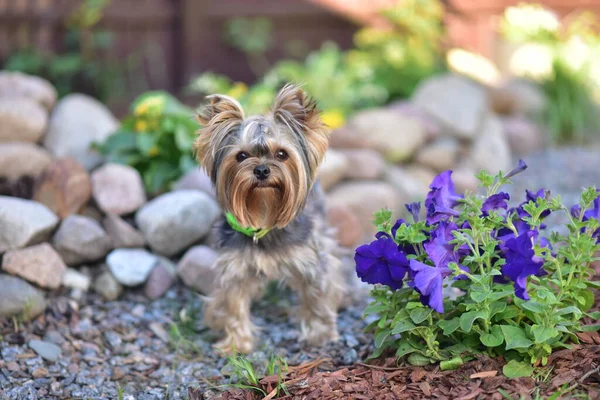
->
[28, 340, 61, 362]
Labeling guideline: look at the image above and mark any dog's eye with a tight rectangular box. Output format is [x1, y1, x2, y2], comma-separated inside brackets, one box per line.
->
[276, 150, 288, 161]
[236, 152, 249, 163]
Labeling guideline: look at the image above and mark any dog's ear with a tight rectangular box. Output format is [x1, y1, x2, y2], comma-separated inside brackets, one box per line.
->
[272, 84, 330, 177]
[194, 95, 245, 176]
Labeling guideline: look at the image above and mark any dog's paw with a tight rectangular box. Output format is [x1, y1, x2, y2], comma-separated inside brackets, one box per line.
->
[214, 335, 255, 355]
[300, 321, 339, 346]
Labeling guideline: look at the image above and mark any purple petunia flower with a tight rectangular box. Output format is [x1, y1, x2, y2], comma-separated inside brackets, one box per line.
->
[425, 171, 463, 224]
[504, 159, 528, 179]
[501, 231, 545, 300]
[424, 221, 468, 269]
[482, 192, 510, 216]
[405, 202, 421, 222]
[408, 260, 451, 313]
[355, 237, 410, 290]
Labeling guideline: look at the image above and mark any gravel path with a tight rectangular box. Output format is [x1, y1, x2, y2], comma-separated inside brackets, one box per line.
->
[1, 146, 600, 400]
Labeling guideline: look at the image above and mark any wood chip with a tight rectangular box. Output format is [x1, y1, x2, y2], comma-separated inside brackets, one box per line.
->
[470, 370, 498, 379]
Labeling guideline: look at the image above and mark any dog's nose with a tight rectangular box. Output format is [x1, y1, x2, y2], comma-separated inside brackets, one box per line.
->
[253, 165, 270, 180]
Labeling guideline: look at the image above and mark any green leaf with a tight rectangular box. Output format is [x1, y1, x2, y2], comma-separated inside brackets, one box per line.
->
[395, 341, 418, 359]
[580, 324, 600, 332]
[438, 317, 460, 335]
[503, 360, 534, 379]
[374, 330, 391, 349]
[586, 281, 600, 289]
[409, 307, 432, 324]
[556, 306, 583, 317]
[174, 124, 194, 151]
[480, 325, 504, 347]
[98, 131, 137, 154]
[136, 133, 158, 156]
[586, 311, 600, 319]
[460, 310, 489, 333]
[489, 287, 516, 301]
[407, 353, 432, 366]
[391, 319, 416, 334]
[498, 306, 521, 321]
[366, 343, 386, 360]
[363, 304, 389, 315]
[446, 342, 471, 356]
[500, 325, 533, 350]
[470, 290, 489, 303]
[576, 289, 595, 311]
[440, 356, 464, 371]
[531, 325, 559, 344]
[519, 301, 546, 313]
[406, 302, 424, 310]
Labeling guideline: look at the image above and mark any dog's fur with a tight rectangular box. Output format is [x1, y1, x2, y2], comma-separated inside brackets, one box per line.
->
[194, 84, 346, 354]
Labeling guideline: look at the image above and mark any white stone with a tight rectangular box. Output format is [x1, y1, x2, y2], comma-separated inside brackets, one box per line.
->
[106, 248, 158, 287]
[0, 196, 58, 253]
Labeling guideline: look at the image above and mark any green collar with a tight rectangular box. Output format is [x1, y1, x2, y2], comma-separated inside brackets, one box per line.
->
[225, 212, 271, 244]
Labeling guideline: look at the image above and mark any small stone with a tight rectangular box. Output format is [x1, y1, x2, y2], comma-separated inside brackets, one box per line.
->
[149, 322, 170, 343]
[32, 367, 49, 379]
[0, 274, 46, 320]
[43, 331, 65, 345]
[0, 143, 52, 180]
[413, 73, 488, 139]
[0, 196, 58, 253]
[317, 149, 348, 190]
[28, 340, 61, 362]
[91, 163, 147, 216]
[0, 71, 57, 110]
[343, 348, 358, 365]
[172, 168, 216, 198]
[92, 270, 123, 300]
[52, 215, 113, 265]
[0, 98, 48, 143]
[104, 331, 122, 349]
[43, 94, 119, 170]
[177, 245, 219, 295]
[144, 257, 177, 299]
[2, 243, 67, 289]
[61, 268, 91, 291]
[102, 214, 145, 248]
[339, 149, 386, 180]
[106, 248, 158, 286]
[415, 137, 460, 172]
[135, 190, 220, 256]
[33, 157, 91, 219]
[326, 204, 362, 248]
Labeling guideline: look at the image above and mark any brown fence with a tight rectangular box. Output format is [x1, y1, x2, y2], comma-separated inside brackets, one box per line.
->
[0, 0, 357, 112]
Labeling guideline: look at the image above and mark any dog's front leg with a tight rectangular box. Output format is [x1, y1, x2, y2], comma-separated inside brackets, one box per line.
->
[203, 254, 264, 354]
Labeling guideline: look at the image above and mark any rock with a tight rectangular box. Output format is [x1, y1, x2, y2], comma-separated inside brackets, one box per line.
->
[52, 215, 112, 265]
[102, 214, 145, 248]
[500, 116, 545, 156]
[317, 149, 348, 190]
[177, 245, 219, 295]
[385, 100, 442, 140]
[0, 71, 57, 110]
[499, 78, 547, 117]
[92, 270, 123, 300]
[172, 168, 216, 198]
[343, 348, 358, 365]
[33, 157, 91, 219]
[144, 257, 177, 299]
[345, 109, 427, 162]
[78, 205, 103, 222]
[469, 114, 512, 175]
[327, 181, 402, 241]
[62, 268, 91, 291]
[412, 73, 488, 139]
[415, 137, 460, 172]
[339, 149, 386, 180]
[405, 165, 438, 192]
[451, 166, 480, 194]
[327, 204, 363, 248]
[1, 243, 66, 289]
[135, 190, 220, 256]
[91, 163, 147, 216]
[0, 143, 52, 180]
[43, 94, 119, 170]
[0, 196, 58, 253]
[28, 340, 61, 362]
[0, 98, 48, 143]
[106, 248, 158, 286]
[0, 274, 46, 320]
[329, 125, 364, 149]
[43, 331, 65, 345]
[383, 166, 430, 201]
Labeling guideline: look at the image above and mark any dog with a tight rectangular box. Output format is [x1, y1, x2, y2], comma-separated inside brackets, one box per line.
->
[193, 83, 346, 354]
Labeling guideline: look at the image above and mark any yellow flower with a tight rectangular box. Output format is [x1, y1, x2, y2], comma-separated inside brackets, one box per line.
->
[135, 120, 148, 132]
[134, 95, 166, 117]
[321, 109, 345, 130]
[227, 82, 248, 99]
[148, 146, 160, 157]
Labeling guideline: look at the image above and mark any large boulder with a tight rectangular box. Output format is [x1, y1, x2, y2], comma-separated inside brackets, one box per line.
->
[2, 243, 67, 289]
[43, 94, 119, 170]
[33, 157, 91, 219]
[326, 204, 363, 248]
[0, 143, 52, 180]
[172, 168, 216, 198]
[415, 137, 460, 172]
[317, 149, 348, 190]
[52, 215, 112, 265]
[135, 190, 220, 256]
[383, 166, 431, 201]
[0, 71, 57, 110]
[0, 98, 48, 143]
[469, 114, 512, 175]
[0, 196, 58, 253]
[500, 116, 545, 156]
[0, 274, 46, 320]
[412, 73, 488, 139]
[339, 149, 386, 181]
[91, 163, 147, 216]
[177, 245, 219, 295]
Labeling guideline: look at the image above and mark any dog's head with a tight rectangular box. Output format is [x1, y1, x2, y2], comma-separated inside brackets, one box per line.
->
[194, 84, 330, 230]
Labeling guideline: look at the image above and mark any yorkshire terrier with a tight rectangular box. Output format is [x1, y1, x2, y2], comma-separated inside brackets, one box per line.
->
[193, 84, 346, 354]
